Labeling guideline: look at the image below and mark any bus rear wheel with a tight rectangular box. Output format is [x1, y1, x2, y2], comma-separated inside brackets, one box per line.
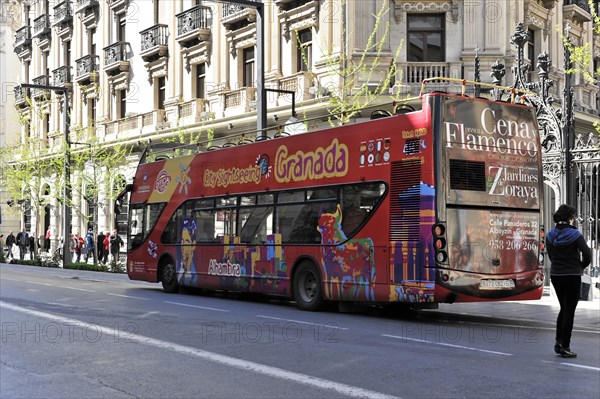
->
[293, 262, 323, 311]
[161, 262, 179, 293]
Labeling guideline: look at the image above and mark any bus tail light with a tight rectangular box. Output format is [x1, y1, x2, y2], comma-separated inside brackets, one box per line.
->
[432, 223, 448, 264]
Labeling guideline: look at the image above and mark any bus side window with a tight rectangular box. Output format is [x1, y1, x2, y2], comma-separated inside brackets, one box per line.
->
[194, 209, 217, 242]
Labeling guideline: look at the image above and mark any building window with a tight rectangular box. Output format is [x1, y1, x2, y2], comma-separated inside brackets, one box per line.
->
[44, 115, 50, 144]
[243, 47, 255, 87]
[157, 77, 166, 110]
[89, 28, 96, 55]
[195, 64, 205, 99]
[407, 14, 444, 62]
[117, 89, 127, 119]
[117, 16, 126, 42]
[296, 29, 312, 72]
[88, 98, 96, 126]
[64, 41, 71, 66]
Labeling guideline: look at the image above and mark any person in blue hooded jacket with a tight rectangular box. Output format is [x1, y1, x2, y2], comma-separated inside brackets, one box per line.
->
[546, 204, 592, 358]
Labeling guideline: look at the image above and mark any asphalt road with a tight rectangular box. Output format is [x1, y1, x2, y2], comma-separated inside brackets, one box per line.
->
[1, 263, 599, 399]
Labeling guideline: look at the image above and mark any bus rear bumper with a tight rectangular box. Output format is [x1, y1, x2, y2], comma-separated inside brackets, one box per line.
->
[434, 269, 544, 303]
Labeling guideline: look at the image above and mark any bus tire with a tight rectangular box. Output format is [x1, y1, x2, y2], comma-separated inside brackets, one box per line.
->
[161, 262, 179, 293]
[293, 261, 323, 311]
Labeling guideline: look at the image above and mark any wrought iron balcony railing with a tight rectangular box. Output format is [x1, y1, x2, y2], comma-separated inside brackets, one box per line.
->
[221, 3, 256, 28]
[52, 66, 72, 86]
[563, 0, 592, 22]
[564, 0, 591, 12]
[75, 0, 98, 14]
[31, 75, 50, 98]
[53, 0, 73, 26]
[140, 24, 169, 61]
[104, 41, 129, 65]
[32, 14, 51, 38]
[14, 26, 31, 53]
[14, 85, 29, 105]
[75, 54, 99, 82]
[176, 5, 212, 45]
[104, 41, 130, 74]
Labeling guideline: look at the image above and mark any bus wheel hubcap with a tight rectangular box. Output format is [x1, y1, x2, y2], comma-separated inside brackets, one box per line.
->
[302, 273, 316, 301]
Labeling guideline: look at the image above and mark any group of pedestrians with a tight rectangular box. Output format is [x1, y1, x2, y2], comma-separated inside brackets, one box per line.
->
[4, 228, 123, 264]
[69, 229, 123, 264]
[2, 229, 37, 260]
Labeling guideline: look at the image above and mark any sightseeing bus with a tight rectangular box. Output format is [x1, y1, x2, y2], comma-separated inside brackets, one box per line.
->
[124, 89, 545, 310]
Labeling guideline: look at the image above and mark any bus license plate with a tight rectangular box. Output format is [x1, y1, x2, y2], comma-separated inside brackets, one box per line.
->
[480, 279, 515, 290]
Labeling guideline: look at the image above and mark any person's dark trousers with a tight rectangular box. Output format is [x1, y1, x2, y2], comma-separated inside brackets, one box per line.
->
[19, 245, 26, 260]
[551, 275, 581, 349]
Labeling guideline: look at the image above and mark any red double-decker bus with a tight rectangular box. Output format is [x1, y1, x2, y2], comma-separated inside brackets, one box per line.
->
[124, 89, 545, 310]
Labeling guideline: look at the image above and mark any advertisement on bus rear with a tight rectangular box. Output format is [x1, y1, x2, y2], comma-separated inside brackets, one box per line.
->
[443, 98, 542, 209]
[446, 208, 540, 276]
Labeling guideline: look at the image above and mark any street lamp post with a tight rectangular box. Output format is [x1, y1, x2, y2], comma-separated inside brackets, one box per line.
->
[19, 83, 71, 267]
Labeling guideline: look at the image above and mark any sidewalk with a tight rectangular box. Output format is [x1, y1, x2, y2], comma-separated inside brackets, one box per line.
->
[439, 293, 600, 331]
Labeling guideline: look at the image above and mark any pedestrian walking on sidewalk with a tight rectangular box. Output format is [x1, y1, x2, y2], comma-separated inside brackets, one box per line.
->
[5, 232, 15, 260]
[97, 231, 105, 263]
[16, 228, 29, 260]
[85, 229, 95, 263]
[546, 204, 592, 359]
[109, 229, 123, 263]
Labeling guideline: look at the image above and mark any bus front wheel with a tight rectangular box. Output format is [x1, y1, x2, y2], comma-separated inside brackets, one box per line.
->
[161, 262, 179, 293]
[293, 262, 323, 311]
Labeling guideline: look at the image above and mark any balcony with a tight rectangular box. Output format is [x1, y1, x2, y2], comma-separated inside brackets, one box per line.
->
[223, 87, 256, 117]
[32, 14, 51, 39]
[75, 0, 99, 27]
[53, 1, 73, 27]
[277, 72, 313, 104]
[140, 24, 169, 62]
[75, 0, 98, 14]
[13, 26, 32, 55]
[563, 0, 592, 22]
[14, 85, 29, 107]
[221, 3, 256, 29]
[178, 99, 208, 123]
[104, 41, 130, 75]
[31, 76, 50, 99]
[52, 66, 72, 87]
[176, 6, 212, 47]
[75, 54, 99, 83]
[107, 0, 128, 16]
[275, 0, 313, 11]
[395, 62, 462, 95]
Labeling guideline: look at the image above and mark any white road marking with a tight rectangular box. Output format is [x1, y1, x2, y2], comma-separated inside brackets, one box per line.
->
[382, 334, 513, 356]
[541, 360, 600, 372]
[454, 319, 600, 335]
[558, 362, 600, 371]
[163, 300, 229, 312]
[0, 301, 400, 399]
[55, 285, 96, 293]
[0, 277, 23, 282]
[107, 293, 149, 300]
[257, 315, 349, 330]
[137, 311, 161, 319]
[24, 280, 52, 286]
